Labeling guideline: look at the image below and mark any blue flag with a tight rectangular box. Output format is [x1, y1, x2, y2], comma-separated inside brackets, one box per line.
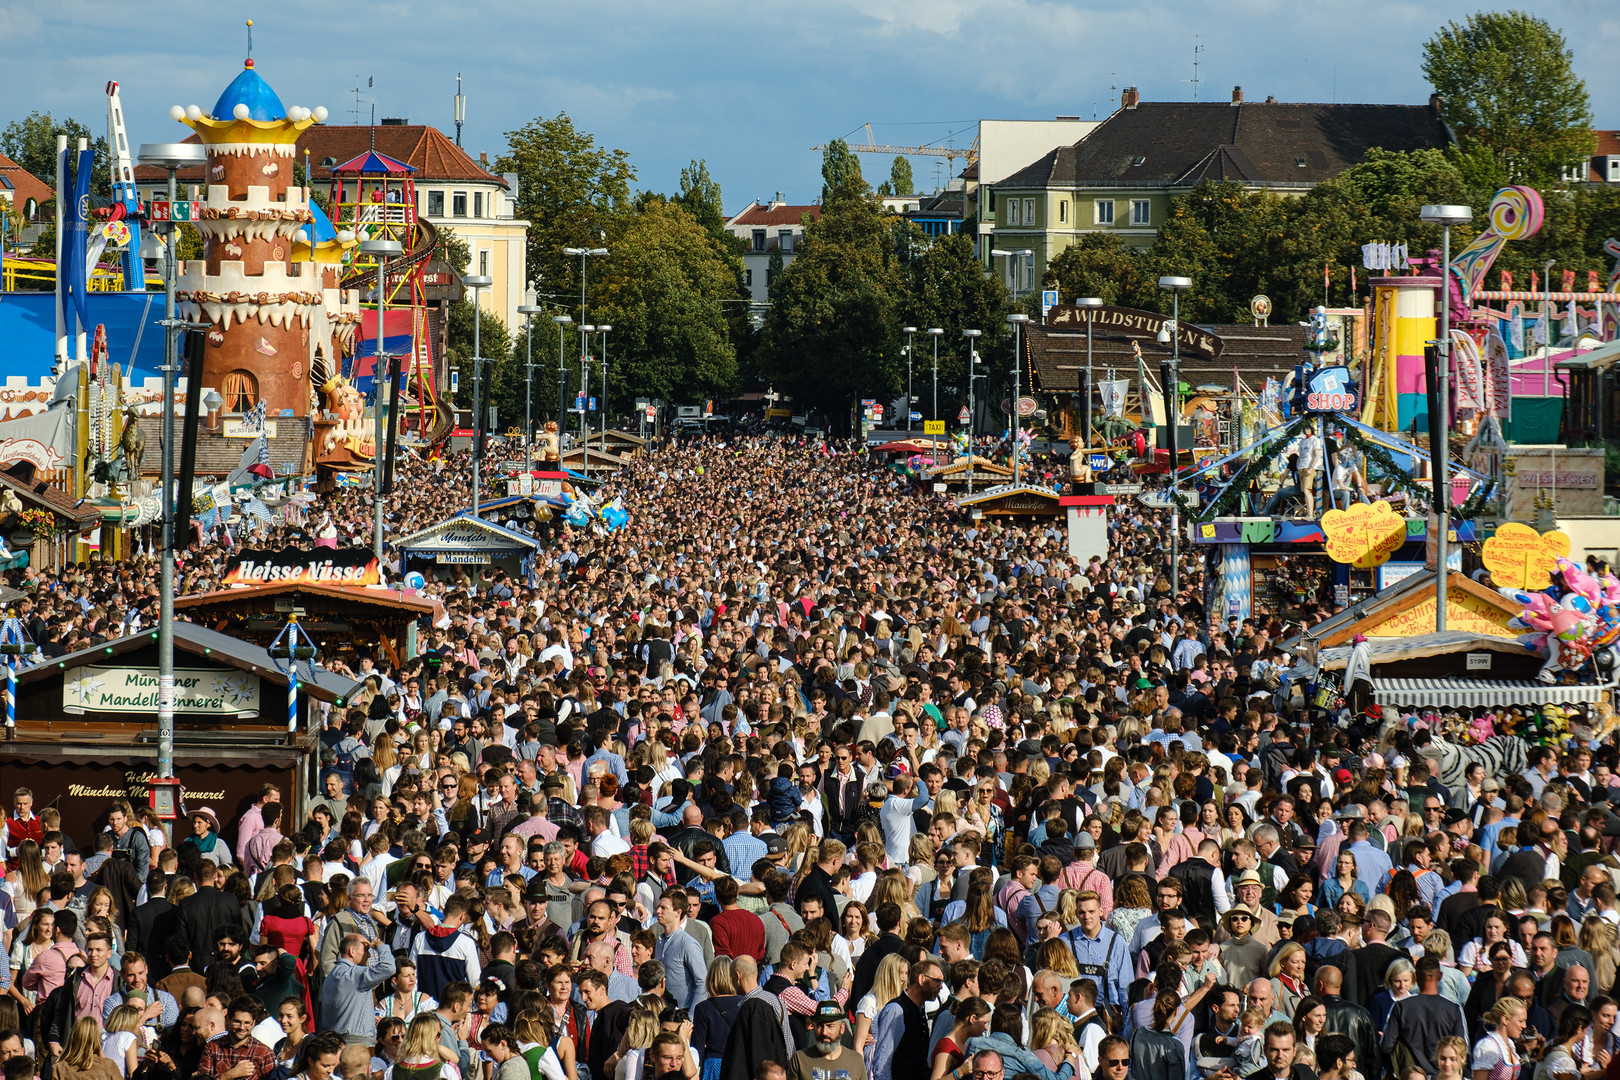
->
[62, 147, 95, 335]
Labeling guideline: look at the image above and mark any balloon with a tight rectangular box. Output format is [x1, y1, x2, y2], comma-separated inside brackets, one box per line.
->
[403, 571, 426, 590]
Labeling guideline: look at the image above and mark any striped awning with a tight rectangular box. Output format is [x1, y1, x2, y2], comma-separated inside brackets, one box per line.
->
[1372, 677, 1613, 709]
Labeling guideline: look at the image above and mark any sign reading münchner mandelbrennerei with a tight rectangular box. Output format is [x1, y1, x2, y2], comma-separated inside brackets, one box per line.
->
[63, 666, 262, 716]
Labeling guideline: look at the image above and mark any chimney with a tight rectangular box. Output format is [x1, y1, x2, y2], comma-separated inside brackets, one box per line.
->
[1265, 95, 1277, 104]
[772, 191, 785, 208]
[1122, 86, 1140, 110]
[1429, 92, 1446, 117]
[480, 152, 489, 165]
[1231, 86, 1243, 106]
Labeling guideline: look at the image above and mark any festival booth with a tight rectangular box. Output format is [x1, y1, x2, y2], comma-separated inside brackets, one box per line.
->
[396, 513, 540, 581]
[583, 429, 648, 457]
[0, 623, 357, 848]
[958, 484, 1064, 518]
[927, 456, 1013, 489]
[0, 468, 102, 572]
[560, 447, 626, 475]
[175, 580, 436, 665]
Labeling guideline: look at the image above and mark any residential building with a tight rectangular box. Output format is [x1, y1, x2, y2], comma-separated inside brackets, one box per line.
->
[967, 117, 1098, 251]
[725, 194, 821, 305]
[134, 121, 529, 329]
[1580, 131, 1620, 184]
[981, 86, 1453, 291]
[0, 152, 53, 220]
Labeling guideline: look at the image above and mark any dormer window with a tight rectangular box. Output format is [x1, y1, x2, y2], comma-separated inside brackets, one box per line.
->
[1132, 156, 1146, 167]
[1296, 157, 1308, 168]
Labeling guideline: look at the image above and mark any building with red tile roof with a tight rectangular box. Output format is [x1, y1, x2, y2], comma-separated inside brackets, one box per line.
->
[725, 194, 822, 304]
[0, 152, 54, 219]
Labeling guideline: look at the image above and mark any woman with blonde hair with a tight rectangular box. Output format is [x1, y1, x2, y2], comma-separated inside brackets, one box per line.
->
[1579, 916, 1619, 993]
[1108, 875, 1153, 943]
[610, 1007, 662, 1080]
[54, 1016, 120, 1080]
[854, 953, 909, 1061]
[518, 1008, 577, 1080]
[1031, 1007, 1083, 1074]
[394, 1013, 453, 1080]
[8, 905, 53, 1010]
[1270, 942, 1310, 1019]
[1472, 996, 1528, 1080]
[870, 869, 920, 925]
[945, 867, 1004, 955]
[1035, 939, 1081, 980]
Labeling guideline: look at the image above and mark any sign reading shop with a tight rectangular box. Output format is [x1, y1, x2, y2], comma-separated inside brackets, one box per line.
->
[1045, 304, 1224, 360]
[63, 665, 262, 716]
[223, 547, 381, 587]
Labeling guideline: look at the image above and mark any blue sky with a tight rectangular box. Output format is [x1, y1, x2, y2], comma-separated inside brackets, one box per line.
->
[3, 0, 1617, 213]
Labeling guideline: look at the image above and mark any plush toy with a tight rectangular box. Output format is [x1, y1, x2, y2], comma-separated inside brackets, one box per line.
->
[1468, 713, 1497, 744]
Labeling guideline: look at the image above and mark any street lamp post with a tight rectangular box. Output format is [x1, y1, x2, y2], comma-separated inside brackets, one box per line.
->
[597, 325, 612, 447]
[1076, 297, 1104, 447]
[464, 274, 493, 518]
[562, 245, 609, 323]
[577, 325, 595, 474]
[1007, 313, 1030, 486]
[517, 303, 544, 466]
[902, 327, 917, 429]
[137, 140, 206, 785]
[552, 314, 572, 437]
[1157, 276, 1192, 597]
[359, 238, 403, 564]
[927, 327, 943, 421]
[963, 329, 982, 496]
[1420, 204, 1474, 632]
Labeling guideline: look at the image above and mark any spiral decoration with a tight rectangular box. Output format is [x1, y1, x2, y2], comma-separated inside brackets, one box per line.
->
[1451, 185, 1546, 306]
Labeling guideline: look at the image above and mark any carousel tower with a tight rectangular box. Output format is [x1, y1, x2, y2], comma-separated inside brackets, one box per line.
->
[170, 38, 357, 422]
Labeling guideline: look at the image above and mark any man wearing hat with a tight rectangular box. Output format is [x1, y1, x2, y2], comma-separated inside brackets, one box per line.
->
[788, 1000, 867, 1080]
[1218, 904, 1269, 986]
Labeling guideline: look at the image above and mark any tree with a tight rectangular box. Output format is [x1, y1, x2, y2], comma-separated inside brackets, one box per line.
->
[901, 232, 1013, 418]
[759, 185, 902, 430]
[495, 113, 635, 316]
[673, 159, 733, 248]
[0, 111, 110, 196]
[583, 199, 743, 410]
[820, 139, 866, 206]
[1423, 11, 1594, 184]
[888, 156, 914, 197]
[445, 298, 514, 422]
[1043, 233, 1150, 308]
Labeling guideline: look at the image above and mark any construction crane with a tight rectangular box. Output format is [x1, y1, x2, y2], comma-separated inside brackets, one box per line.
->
[812, 124, 979, 171]
[104, 81, 146, 291]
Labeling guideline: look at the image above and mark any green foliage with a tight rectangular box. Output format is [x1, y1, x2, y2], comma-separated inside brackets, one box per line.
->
[759, 188, 903, 428]
[674, 159, 733, 248]
[445, 299, 513, 423]
[1043, 233, 1148, 307]
[495, 113, 636, 316]
[1422, 11, 1595, 184]
[586, 199, 743, 408]
[901, 233, 1014, 418]
[0, 111, 110, 197]
[888, 156, 914, 197]
[820, 140, 867, 206]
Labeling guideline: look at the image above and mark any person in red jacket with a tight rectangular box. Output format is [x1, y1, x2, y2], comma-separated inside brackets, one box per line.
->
[708, 876, 766, 962]
[3, 787, 43, 864]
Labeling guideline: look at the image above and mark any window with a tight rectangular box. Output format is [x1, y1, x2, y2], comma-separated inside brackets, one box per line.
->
[427, 190, 445, 216]
[1610, 158, 1620, 182]
[744, 269, 753, 287]
[452, 192, 467, 217]
[752, 229, 767, 252]
[479, 250, 490, 276]
[1059, 200, 1068, 224]
[1131, 200, 1151, 226]
[1022, 198, 1035, 226]
[222, 370, 259, 413]
[1095, 200, 1115, 225]
[474, 192, 484, 218]
[1006, 201, 1018, 226]
[778, 229, 793, 253]
[765, 268, 772, 287]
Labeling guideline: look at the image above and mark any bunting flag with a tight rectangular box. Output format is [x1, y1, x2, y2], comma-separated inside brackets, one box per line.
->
[62, 147, 96, 335]
[241, 399, 268, 432]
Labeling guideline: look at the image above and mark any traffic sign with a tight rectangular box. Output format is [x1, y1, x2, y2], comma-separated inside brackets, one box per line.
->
[498, 460, 527, 473]
[644, 405, 656, 421]
[923, 420, 946, 435]
[958, 407, 970, 423]
[909, 411, 922, 422]
[1088, 453, 1110, 471]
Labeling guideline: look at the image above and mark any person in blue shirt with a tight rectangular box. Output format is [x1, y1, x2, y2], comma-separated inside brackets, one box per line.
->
[653, 889, 707, 1008]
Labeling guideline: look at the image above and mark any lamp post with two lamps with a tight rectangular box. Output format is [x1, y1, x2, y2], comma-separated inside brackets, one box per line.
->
[1006, 313, 1030, 486]
[359, 238, 403, 563]
[1157, 275, 1192, 596]
[136, 140, 207, 785]
[463, 274, 493, 518]
[1419, 203, 1473, 632]
[962, 329, 983, 494]
[902, 327, 917, 429]
[927, 327, 943, 421]
[563, 245, 609, 322]
[552, 314, 572, 437]
[991, 249, 1034, 298]
[1075, 297, 1104, 447]
[597, 325, 612, 447]
[577, 325, 595, 473]
[517, 302, 544, 466]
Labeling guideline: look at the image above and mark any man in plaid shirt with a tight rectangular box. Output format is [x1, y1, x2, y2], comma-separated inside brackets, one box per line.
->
[197, 997, 275, 1080]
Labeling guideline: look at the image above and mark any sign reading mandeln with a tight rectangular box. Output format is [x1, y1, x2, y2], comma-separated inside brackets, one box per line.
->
[64, 666, 262, 716]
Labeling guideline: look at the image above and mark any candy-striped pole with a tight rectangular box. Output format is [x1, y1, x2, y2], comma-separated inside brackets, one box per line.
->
[5, 659, 13, 731]
[288, 670, 298, 736]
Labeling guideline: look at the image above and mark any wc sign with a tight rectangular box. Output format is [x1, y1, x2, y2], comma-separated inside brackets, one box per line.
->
[1305, 365, 1357, 413]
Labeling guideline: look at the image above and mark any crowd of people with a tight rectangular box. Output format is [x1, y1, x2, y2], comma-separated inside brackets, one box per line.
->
[0, 428, 1616, 1080]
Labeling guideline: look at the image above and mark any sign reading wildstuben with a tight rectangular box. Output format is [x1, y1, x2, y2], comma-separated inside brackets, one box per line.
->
[1044, 304, 1224, 359]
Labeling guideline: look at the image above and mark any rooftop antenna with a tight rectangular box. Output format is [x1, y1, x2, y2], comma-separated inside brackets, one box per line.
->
[350, 76, 365, 125]
[368, 76, 375, 149]
[1186, 36, 1203, 101]
[245, 18, 254, 65]
[454, 74, 466, 148]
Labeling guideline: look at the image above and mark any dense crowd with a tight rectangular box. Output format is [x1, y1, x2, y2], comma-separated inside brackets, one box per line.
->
[1, 429, 1616, 1080]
